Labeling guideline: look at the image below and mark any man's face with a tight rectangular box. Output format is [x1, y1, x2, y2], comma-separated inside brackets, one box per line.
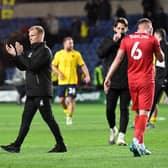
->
[113, 22, 128, 34]
[29, 29, 42, 44]
[64, 39, 74, 51]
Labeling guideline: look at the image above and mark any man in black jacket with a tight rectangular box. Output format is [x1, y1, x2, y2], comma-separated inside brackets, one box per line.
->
[97, 18, 130, 145]
[1, 25, 67, 153]
[148, 28, 168, 127]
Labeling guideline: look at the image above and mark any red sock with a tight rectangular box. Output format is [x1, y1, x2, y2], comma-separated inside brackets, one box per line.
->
[134, 115, 148, 142]
[139, 135, 144, 144]
[133, 115, 139, 138]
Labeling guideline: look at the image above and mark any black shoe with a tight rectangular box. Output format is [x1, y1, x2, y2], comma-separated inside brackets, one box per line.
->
[1, 143, 20, 153]
[48, 143, 67, 153]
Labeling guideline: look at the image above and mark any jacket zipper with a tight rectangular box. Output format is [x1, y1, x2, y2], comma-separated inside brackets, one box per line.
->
[36, 75, 40, 85]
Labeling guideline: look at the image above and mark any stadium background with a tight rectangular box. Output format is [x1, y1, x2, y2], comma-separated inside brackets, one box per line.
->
[0, 0, 168, 103]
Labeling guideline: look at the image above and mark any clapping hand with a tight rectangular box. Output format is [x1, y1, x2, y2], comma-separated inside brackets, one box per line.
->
[6, 41, 23, 56]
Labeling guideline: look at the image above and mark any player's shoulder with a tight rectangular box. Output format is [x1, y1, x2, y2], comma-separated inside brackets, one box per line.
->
[121, 34, 130, 42]
[54, 49, 64, 56]
[52, 49, 64, 60]
[71, 49, 82, 56]
[56, 49, 65, 54]
[147, 34, 158, 44]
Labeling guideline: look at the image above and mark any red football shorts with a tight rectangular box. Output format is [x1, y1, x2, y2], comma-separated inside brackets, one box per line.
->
[129, 82, 154, 111]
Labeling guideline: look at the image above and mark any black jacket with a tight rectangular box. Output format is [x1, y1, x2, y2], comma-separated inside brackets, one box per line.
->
[97, 34, 128, 89]
[156, 40, 168, 85]
[14, 42, 53, 97]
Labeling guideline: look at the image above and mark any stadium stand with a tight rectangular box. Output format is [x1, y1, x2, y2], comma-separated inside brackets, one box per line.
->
[0, 14, 146, 85]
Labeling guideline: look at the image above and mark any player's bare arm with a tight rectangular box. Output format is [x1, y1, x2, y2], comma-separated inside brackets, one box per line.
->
[52, 65, 65, 80]
[155, 50, 164, 62]
[81, 64, 91, 84]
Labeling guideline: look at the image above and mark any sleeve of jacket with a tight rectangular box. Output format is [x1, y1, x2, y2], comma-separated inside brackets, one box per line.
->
[15, 47, 51, 72]
[96, 34, 124, 59]
[96, 37, 114, 58]
[13, 54, 29, 71]
[164, 44, 168, 80]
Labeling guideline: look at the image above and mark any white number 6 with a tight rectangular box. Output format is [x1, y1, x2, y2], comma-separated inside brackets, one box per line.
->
[131, 42, 142, 60]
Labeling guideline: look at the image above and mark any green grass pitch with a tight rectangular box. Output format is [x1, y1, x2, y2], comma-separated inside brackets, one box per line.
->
[0, 103, 168, 168]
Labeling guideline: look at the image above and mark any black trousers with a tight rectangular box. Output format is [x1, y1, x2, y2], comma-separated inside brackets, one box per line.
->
[149, 81, 168, 120]
[14, 96, 64, 147]
[106, 87, 130, 133]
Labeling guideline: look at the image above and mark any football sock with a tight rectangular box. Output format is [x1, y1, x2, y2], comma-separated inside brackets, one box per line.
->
[133, 115, 140, 139]
[64, 108, 69, 114]
[134, 115, 148, 142]
[133, 137, 139, 145]
[139, 134, 144, 144]
[67, 113, 72, 118]
[113, 126, 118, 132]
[135, 115, 148, 142]
[134, 115, 139, 129]
[150, 117, 157, 124]
[139, 143, 145, 150]
[138, 115, 148, 138]
[118, 132, 125, 140]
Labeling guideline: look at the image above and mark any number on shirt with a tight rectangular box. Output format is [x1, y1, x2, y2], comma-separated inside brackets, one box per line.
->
[68, 87, 76, 95]
[131, 42, 142, 60]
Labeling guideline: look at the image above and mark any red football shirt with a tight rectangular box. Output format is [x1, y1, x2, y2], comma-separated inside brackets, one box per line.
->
[120, 32, 161, 84]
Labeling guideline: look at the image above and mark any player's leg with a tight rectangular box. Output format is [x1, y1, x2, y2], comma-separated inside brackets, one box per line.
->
[66, 97, 75, 125]
[138, 109, 152, 155]
[65, 85, 77, 125]
[164, 83, 168, 96]
[66, 97, 75, 117]
[130, 111, 142, 157]
[132, 83, 154, 156]
[106, 88, 119, 144]
[117, 89, 130, 146]
[58, 85, 67, 113]
[38, 97, 67, 153]
[148, 82, 162, 125]
[130, 109, 149, 157]
[149, 105, 158, 128]
[128, 84, 142, 156]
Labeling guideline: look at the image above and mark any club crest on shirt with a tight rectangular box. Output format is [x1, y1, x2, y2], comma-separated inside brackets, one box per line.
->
[40, 99, 44, 106]
[28, 52, 32, 58]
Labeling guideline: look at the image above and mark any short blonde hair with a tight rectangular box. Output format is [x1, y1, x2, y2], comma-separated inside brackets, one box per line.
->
[137, 18, 152, 27]
[29, 25, 45, 35]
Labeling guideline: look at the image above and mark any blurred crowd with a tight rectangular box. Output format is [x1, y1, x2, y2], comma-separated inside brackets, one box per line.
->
[0, 0, 168, 93]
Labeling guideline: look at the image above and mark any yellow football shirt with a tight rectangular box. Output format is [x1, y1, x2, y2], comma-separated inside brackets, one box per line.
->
[52, 49, 85, 85]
